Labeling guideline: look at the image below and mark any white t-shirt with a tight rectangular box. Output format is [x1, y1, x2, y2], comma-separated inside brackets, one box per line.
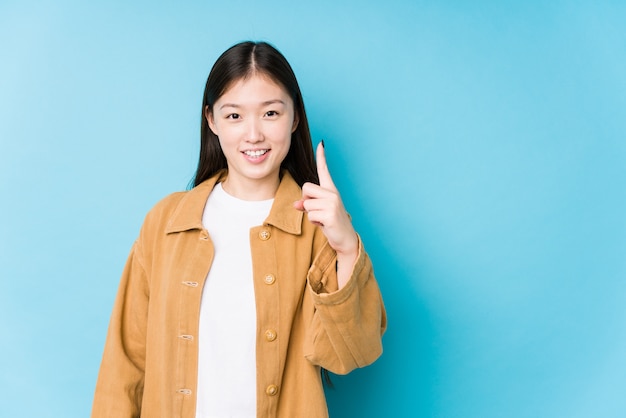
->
[195, 183, 273, 418]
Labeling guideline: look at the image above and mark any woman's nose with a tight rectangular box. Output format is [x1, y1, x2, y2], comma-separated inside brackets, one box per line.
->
[246, 119, 263, 142]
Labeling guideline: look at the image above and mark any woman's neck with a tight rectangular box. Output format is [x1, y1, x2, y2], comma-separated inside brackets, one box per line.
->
[220, 175, 279, 201]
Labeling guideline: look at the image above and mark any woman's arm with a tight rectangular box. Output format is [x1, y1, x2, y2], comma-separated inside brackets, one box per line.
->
[91, 241, 149, 418]
[305, 235, 387, 374]
[295, 142, 386, 374]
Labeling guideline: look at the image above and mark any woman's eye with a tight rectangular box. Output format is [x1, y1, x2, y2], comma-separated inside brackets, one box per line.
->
[227, 113, 240, 120]
[265, 110, 278, 117]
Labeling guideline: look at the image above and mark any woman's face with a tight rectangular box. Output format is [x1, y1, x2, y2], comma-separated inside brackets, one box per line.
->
[207, 74, 298, 199]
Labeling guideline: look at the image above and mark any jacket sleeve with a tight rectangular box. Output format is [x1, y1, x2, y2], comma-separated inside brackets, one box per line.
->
[304, 234, 387, 375]
[91, 240, 149, 417]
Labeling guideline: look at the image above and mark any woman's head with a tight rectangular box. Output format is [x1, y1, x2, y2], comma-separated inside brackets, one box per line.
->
[193, 41, 318, 188]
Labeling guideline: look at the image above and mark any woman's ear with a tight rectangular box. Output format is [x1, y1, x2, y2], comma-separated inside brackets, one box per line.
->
[291, 112, 299, 133]
[205, 106, 218, 135]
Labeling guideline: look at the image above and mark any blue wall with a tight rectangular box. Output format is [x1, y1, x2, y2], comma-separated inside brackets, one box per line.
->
[1, 1, 625, 417]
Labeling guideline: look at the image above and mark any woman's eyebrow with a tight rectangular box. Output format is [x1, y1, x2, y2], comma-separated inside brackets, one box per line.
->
[261, 99, 286, 106]
[219, 99, 286, 110]
[219, 103, 240, 110]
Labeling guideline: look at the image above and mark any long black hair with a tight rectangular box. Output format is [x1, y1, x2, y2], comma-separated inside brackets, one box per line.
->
[192, 41, 319, 188]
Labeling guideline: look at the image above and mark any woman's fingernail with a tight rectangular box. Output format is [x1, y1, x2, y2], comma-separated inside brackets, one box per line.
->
[321, 139, 325, 148]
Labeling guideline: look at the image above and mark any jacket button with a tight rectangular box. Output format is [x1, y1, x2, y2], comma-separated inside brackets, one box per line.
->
[265, 329, 277, 342]
[182, 281, 199, 287]
[259, 230, 271, 241]
[266, 384, 279, 396]
[264, 274, 275, 285]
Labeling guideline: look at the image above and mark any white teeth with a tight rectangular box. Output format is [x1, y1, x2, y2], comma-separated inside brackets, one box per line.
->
[244, 149, 268, 157]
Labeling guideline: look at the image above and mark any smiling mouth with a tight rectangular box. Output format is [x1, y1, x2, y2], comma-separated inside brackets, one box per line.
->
[243, 149, 269, 157]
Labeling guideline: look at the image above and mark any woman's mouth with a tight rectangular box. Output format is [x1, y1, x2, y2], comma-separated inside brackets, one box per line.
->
[243, 149, 269, 158]
[242, 149, 270, 163]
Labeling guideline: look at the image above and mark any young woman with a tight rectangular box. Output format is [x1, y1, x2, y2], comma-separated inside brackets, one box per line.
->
[92, 41, 386, 418]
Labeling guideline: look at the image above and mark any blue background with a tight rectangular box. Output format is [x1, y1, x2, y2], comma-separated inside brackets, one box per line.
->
[1, 1, 625, 417]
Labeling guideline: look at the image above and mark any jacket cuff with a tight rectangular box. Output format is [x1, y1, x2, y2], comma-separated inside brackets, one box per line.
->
[307, 235, 365, 304]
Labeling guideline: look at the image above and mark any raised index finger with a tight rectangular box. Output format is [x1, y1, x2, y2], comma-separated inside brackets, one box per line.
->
[316, 141, 336, 190]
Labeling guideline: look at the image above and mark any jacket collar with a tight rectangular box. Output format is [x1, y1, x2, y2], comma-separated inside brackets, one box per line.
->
[165, 170, 304, 235]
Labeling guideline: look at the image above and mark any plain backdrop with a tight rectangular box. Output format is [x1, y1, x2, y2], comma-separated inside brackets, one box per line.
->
[1, 1, 625, 417]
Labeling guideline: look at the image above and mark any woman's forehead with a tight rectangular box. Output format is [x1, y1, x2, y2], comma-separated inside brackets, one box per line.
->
[217, 74, 293, 106]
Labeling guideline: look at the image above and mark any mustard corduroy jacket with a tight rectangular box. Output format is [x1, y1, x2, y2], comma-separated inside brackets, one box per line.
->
[92, 171, 386, 418]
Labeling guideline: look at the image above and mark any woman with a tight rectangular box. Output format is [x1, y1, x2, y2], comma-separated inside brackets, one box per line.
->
[92, 41, 386, 418]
